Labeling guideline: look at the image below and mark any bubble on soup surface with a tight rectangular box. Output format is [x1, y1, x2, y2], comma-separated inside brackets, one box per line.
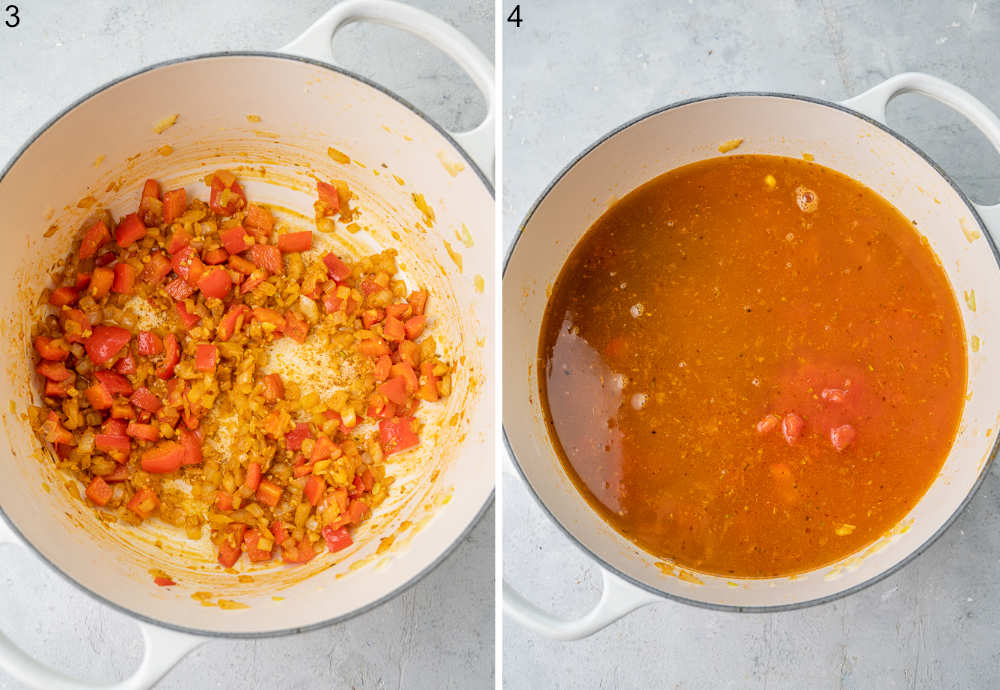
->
[796, 186, 819, 213]
[631, 393, 647, 410]
[630, 303, 644, 318]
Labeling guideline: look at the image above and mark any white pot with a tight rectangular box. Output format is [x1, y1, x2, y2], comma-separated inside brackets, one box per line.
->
[0, 1, 494, 687]
[503, 73, 1000, 639]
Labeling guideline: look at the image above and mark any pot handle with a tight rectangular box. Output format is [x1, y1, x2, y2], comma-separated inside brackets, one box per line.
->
[0, 516, 204, 690]
[841, 72, 1000, 231]
[503, 567, 659, 640]
[282, 0, 495, 180]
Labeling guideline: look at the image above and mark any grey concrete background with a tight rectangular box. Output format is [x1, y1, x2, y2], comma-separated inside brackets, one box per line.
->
[503, 1, 1000, 689]
[0, 1, 493, 689]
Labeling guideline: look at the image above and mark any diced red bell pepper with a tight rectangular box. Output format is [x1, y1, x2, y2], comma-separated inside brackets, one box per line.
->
[95, 370, 133, 395]
[271, 520, 289, 545]
[36, 360, 73, 381]
[140, 441, 184, 473]
[202, 247, 229, 265]
[228, 254, 256, 274]
[220, 225, 250, 254]
[386, 303, 411, 320]
[115, 213, 147, 247]
[75, 272, 92, 290]
[95, 433, 130, 454]
[304, 475, 325, 506]
[379, 416, 419, 456]
[162, 188, 187, 224]
[126, 422, 159, 441]
[374, 354, 392, 382]
[391, 361, 418, 393]
[383, 316, 405, 342]
[130, 386, 162, 412]
[277, 231, 312, 253]
[34, 336, 69, 361]
[140, 178, 160, 201]
[41, 411, 73, 445]
[244, 462, 261, 491]
[239, 272, 266, 295]
[322, 525, 353, 553]
[104, 464, 129, 482]
[137, 331, 164, 356]
[243, 203, 274, 234]
[247, 244, 283, 274]
[113, 354, 137, 375]
[283, 311, 309, 343]
[359, 278, 380, 297]
[404, 315, 427, 340]
[89, 267, 114, 299]
[418, 361, 439, 402]
[209, 170, 247, 216]
[358, 337, 390, 357]
[310, 435, 337, 462]
[195, 344, 217, 372]
[408, 290, 428, 316]
[111, 262, 136, 294]
[49, 286, 79, 307]
[85, 477, 113, 506]
[322, 253, 351, 281]
[79, 220, 111, 260]
[60, 308, 91, 343]
[285, 423, 310, 451]
[155, 333, 179, 380]
[243, 528, 273, 562]
[127, 488, 160, 519]
[95, 252, 116, 267]
[316, 180, 340, 213]
[348, 499, 369, 524]
[141, 252, 172, 285]
[252, 307, 285, 332]
[362, 309, 384, 328]
[166, 227, 191, 255]
[174, 300, 200, 328]
[164, 277, 197, 301]
[44, 380, 72, 398]
[170, 246, 205, 283]
[179, 428, 203, 465]
[197, 268, 232, 299]
[260, 373, 284, 402]
[361, 469, 374, 492]
[256, 480, 283, 508]
[217, 304, 249, 340]
[377, 376, 409, 406]
[217, 523, 246, 568]
[85, 325, 131, 365]
[215, 490, 234, 511]
[101, 418, 128, 436]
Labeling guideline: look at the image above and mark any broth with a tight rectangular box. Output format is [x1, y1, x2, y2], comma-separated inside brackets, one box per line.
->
[539, 154, 967, 577]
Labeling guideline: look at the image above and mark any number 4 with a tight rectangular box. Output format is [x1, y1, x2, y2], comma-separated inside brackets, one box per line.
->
[507, 4, 522, 28]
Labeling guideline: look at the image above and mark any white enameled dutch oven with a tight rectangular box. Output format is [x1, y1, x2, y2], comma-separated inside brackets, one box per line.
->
[0, 1, 494, 687]
[503, 73, 1000, 639]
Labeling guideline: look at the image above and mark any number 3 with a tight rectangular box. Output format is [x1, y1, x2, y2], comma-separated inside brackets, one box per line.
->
[5, 4, 18, 27]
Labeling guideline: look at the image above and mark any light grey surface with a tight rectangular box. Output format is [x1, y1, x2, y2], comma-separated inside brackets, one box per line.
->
[503, 1, 1000, 689]
[0, 1, 493, 689]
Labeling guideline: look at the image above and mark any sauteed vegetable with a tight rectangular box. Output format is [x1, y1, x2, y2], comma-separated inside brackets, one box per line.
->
[30, 171, 452, 570]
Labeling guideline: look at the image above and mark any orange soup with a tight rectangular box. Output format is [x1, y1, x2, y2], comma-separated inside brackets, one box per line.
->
[539, 154, 966, 577]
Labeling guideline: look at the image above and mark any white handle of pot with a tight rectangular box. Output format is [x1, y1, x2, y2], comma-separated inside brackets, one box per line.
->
[503, 567, 659, 641]
[841, 71, 1000, 232]
[0, 515, 204, 690]
[282, 0, 495, 179]
[502, 448, 659, 639]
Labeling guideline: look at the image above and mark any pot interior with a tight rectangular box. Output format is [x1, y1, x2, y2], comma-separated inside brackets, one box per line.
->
[0, 54, 494, 634]
[503, 94, 1000, 608]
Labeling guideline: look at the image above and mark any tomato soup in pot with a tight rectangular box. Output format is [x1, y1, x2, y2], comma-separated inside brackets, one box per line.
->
[539, 154, 966, 578]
